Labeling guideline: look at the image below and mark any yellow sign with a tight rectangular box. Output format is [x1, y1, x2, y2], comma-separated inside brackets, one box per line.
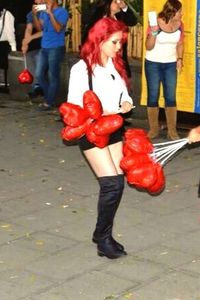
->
[141, 0, 199, 113]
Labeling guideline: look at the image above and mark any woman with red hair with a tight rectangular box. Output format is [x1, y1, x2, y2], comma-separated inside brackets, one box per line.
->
[67, 17, 134, 259]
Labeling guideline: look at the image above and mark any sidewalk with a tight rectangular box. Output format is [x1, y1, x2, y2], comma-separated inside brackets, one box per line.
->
[0, 93, 200, 300]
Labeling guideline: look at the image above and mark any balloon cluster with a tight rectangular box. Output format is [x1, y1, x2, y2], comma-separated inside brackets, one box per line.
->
[120, 128, 165, 194]
[18, 69, 33, 84]
[59, 90, 124, 148]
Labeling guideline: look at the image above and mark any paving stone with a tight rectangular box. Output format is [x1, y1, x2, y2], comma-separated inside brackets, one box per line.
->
[30, 271, 137, 300]
[0, 269, 54, 300]
[119, 271, 200, 300]
[26, 244, 108, 281]
[138, 245, 196, 268]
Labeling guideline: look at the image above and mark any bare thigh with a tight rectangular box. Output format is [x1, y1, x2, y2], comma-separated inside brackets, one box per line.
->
[83, 141, 124, 177]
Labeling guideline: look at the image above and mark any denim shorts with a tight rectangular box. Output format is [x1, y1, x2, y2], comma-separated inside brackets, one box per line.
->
[145, 59, 177, 107]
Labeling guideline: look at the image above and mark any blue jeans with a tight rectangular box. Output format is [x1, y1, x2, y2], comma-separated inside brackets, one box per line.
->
[145, 59, 177, 107]
[36, 47, 65, 106]
[26, 49, 40, 89]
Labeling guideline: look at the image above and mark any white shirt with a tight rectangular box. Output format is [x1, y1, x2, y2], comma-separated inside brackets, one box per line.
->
[67, 58, 133, 113]
[145, 28, 182, 63]
[0, 9, 16, 51]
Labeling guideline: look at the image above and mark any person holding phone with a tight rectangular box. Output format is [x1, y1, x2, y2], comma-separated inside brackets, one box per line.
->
[21, 0, 44, 99]
[145, 0, 184, 140]
[32, 0, 69, 111]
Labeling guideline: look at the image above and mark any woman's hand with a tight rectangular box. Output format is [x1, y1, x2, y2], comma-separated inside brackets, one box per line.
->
[119, 101, 135, 113]
[176, 58, 183, 73]
[188, 126, 200, 144]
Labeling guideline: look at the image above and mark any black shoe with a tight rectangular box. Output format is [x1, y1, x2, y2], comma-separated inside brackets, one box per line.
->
[97, 237, 127, 259]
[92, 234, 124, 251]
[28, 87, 43, 99]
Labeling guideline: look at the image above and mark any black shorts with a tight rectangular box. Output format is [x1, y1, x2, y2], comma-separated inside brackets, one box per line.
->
[78, 127, 124, 151]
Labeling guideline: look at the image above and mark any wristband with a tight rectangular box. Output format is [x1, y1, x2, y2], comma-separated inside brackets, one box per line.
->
[151, 30, 158, 36]
[177, 57, 183, 61]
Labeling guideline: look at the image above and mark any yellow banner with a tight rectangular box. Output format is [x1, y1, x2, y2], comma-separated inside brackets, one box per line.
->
[141, 0, 197, 113]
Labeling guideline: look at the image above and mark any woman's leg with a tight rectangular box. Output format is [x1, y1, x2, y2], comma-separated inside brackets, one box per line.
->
[161, 62, 179, 139]
[83, 142, 126, 259]
[145, 60, 161, 138]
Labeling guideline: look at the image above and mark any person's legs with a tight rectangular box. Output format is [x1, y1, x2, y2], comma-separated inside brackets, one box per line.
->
[83, 142, 126, 259]
[27, 50, 43, 97]
[36, 48, 49, 103]
[46, 46, 65, 107]
[161, 62, 179, 139]
[145, 60, 161, 138]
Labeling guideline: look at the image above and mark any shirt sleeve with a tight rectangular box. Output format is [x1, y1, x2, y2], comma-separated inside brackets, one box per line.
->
[56, 8, 69, 26]
[4, 11, 16, 51]
[67, 60, 89, 107]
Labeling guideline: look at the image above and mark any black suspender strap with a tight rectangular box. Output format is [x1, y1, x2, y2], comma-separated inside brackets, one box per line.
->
[88, 73, 93, 90]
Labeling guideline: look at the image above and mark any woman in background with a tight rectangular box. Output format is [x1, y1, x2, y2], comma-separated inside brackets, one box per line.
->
[82, 0, 138, 77]
[145, 0, 184, 140]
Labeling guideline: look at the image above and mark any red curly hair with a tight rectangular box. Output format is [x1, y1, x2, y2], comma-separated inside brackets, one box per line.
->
[80, 17, 129, 88]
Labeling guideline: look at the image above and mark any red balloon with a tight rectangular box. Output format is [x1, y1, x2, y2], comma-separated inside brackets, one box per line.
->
[120, 153, 151, 173]
[123, 143, 133, 156]
[125, 136, 154, 154]
[61, 122, 87, 141]
[93, 114, 123, 136]
[18, 69, 33, 84]
[86, 122, 109, 148]
[59, 103, 88, 127]
[83, 90, 103, 119]
[125, 128, 147, 140]
[127, 161, 157, 189]
[147, 163, 165, 194]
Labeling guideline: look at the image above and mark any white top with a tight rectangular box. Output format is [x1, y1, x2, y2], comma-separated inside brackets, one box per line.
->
[145, 27, 182, 63]
[0, 9, 16, 51]
[67, 58, 133, 113]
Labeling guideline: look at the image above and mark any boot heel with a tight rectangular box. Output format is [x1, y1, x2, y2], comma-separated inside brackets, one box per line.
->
[97, 250, 105, 257]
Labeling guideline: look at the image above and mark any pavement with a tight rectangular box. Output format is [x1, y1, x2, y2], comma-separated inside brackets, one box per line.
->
[0, 77, 200, 300]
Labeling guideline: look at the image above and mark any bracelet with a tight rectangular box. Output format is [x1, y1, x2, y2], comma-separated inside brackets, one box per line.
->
[151, 30, 158, 36]
[177, 57, 183, 61]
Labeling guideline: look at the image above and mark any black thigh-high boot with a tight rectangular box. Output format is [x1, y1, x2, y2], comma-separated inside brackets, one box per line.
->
[93, 175, 127, 259]
[92, 174, 125, 251]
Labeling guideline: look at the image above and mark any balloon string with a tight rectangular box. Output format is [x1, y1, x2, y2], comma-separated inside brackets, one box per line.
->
[24, 55, 27, 69]
[159, 140, 188, 166]
[153, 138, 188, 147]
[152, 144, 180, 162]
[150, 138, 188, 166]
[153, 140, 187, 157]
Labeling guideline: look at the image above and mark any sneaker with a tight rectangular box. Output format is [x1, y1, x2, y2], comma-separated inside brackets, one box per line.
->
[37, 103, 53, 111]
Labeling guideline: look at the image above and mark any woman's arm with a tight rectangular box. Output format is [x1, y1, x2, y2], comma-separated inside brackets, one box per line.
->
[67, 61, 89, 106]
[116, 5, 138, 26]
[176, 41, 184, 72]
[21, 23, 33, 54]
[145, 25, 159, 50]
